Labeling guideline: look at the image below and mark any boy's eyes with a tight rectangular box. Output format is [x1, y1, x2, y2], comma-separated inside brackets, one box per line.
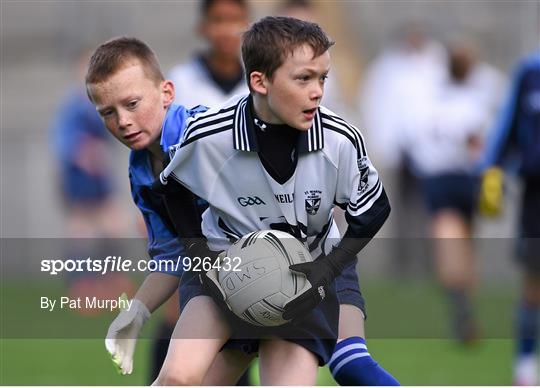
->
[98, 100, 138, 117]
[127, 100, 139, 109]
[297, 74, 328, 82]
[100, 109, 114, 118]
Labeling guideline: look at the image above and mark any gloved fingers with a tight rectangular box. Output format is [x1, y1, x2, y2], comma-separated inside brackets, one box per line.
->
[109, 309, 138, 332]
[289, 262, 311, 276]
[479, 167, 504, 217]
[111, 355, 123, 375]
[105, 337, 116, 356]
[111, 347, 125, 374]
[283, 289, 317, 320]
[283, 300, 316, 320]
[123, 337, 137, 359]
[120, 352, 133, 375]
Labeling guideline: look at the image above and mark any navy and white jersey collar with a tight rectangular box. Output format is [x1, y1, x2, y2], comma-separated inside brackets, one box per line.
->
[233, 95, 324, 153]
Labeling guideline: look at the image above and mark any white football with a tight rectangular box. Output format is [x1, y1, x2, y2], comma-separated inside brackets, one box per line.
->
[218, 230, 312, 326]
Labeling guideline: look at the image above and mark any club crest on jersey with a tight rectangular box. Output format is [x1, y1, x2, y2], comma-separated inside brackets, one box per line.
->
[304, 190, 322, 215]
[357, 157, 370, 194]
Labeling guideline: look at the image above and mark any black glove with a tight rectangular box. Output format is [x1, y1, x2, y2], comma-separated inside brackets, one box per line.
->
[282, 253, 343, 320]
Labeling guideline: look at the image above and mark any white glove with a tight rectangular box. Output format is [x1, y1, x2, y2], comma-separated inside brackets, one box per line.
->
[105, 297, 150, 375]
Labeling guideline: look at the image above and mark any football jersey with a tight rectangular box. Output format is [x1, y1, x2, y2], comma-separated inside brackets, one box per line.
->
[403, 81, 491, 176]
[161, 95, 384, 259]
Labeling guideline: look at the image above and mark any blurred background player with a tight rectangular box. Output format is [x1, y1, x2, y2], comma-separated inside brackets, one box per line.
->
[50, 47, 134, 314]
[168, 0, 249, 109]
[152, 0, 251, 384]
[358, 22, 448, 278]
[479, 49, 540, 385]
[401, 41, 495, 343]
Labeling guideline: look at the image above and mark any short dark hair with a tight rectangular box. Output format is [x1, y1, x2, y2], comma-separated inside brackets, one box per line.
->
[200, 0, 247, 17]
[241, 16, 334, 86]
[85, 37, 164, 87]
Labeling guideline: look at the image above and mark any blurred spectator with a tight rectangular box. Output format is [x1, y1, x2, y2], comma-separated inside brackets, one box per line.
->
[359, 22, 447, 171]
[154, 0, 251, 384]
[479, 49, 540, 385]
[446, 38, 507, 122]
[50, 48, 134, 315]
[402, 42, 496, 343]
[169, 0, 249, 109]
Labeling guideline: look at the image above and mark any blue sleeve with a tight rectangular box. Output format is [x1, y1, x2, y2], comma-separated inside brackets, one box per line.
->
[129, 174, 185, 276]
[480, 61, 527, 170]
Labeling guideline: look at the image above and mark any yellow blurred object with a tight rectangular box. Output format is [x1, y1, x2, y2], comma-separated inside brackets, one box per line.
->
[479, 167, 504, 217]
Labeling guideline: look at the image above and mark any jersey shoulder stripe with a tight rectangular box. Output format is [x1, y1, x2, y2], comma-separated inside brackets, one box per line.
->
[234, 97, 250, 150]
[322, 111, 367, 155]
[180, 125, 232, 148]
[182, 105, 236, 142]
[348, 178, 382, 210]
[306, 108, 324, 151]
[320, 109, 367, 157]
[347, 183, 383, 215]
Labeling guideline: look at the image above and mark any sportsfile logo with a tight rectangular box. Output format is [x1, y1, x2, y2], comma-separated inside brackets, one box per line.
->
[237, 196, 266, 207]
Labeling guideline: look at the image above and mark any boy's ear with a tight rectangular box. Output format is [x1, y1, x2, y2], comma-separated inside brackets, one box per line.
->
[249, 71, 268, 95]
[161, 80, 175, 108]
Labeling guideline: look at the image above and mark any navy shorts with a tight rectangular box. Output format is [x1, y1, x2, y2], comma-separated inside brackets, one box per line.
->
[335, 262, 366, 318]
[179, 269, 339, 366]
[517, 179, 540, 272]
[420, 174, 478, 219]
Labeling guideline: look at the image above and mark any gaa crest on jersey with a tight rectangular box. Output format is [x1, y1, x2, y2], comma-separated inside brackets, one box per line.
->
[304, 190, 322, 215]
[357, 157, 370, 194]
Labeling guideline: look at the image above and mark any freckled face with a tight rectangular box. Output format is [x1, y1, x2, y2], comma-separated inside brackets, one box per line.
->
[87, 61, 173, 151]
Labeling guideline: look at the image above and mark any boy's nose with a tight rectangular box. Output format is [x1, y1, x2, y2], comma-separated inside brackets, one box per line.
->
[117, 112, 132, 130]
[310, 83, 323, 101]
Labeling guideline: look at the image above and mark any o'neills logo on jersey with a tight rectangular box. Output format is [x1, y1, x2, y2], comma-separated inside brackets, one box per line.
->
[357, 157, 370, 194]
[237, 196, 266, 207]
[304, 190, 322, 215]
[275, 193, 294, 204]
